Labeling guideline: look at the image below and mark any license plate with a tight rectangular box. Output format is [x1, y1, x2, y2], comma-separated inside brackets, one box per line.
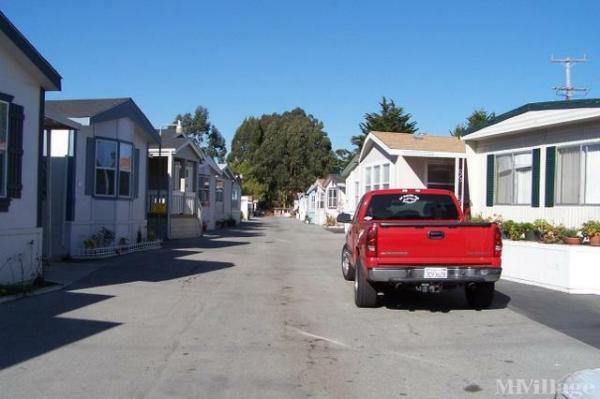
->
[424, 268, 448, 279]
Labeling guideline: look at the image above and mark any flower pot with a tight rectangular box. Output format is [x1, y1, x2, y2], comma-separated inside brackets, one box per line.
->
[590, 235, 600, 246]
[525, 231, 537, 242]
[563, 237, 582, 245]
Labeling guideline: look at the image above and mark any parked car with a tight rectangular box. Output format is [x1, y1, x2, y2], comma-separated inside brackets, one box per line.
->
[337, 189, 502, 308]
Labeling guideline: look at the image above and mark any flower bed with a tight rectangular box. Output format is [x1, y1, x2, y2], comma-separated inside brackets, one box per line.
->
[73, 240, 162, 260]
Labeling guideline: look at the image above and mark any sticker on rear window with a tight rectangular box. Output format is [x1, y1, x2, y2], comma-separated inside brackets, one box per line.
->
[398, 194, 419, 204]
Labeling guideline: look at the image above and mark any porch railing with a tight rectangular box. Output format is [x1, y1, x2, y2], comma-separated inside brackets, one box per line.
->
[148, 190, 197, 215]
[172, 191, 196, 215]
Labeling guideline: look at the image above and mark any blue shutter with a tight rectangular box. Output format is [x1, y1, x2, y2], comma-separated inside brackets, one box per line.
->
[85, 137, 95, 196]
[486, 154, 495, 207]
[531, 148, 541, 207]
[7, 103, 24, 198]
[133, 147, 140, 198]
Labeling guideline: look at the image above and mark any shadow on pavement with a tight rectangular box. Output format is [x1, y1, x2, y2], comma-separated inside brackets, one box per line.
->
[0, 220, 257, 371]
[381, 287, 511, 312]
[0, 290, 120, 371]
[497, 281, 600, 350]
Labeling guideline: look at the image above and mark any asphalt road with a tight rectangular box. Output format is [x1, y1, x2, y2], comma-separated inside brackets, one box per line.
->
[0, 217, 599, 398]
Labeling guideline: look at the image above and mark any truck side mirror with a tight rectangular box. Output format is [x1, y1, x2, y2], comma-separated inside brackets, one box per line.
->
[336, 213, 352, 224]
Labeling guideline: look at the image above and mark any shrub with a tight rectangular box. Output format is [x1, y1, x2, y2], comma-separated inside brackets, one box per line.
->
[325, 214, 337, 227]
[147, 230, 157, 241]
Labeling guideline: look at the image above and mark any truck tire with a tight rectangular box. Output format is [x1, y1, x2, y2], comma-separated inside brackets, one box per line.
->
[465, 282, 495, 309]
[341, 245, 355, 281]
[354, 262, 378, 308]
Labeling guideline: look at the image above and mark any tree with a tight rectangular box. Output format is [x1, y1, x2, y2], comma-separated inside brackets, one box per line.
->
[451, 108, 495, 138]
[351, 97, 418, 150]
[331, 148, 355, 174]
[174, 106, 227, 162]
[229, 108, 334, 207]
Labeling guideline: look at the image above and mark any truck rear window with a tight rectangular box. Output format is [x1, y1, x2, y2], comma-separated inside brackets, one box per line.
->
[365, 194, 459, 220]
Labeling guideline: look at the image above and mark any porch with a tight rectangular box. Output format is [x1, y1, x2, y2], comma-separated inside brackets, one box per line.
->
[147, 153, 202, 240]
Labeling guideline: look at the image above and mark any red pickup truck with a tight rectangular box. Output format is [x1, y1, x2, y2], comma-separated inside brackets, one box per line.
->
[337, 189, 502, 308]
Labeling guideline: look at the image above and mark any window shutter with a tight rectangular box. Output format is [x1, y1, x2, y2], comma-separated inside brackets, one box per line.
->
[531, 148, 541, 207]
[133, 147, 140, 198]
[85, 137, 95, 195]
[486, 154, 494, 207]
[7, 103, 24, 198]
[545, 146, 556, 207]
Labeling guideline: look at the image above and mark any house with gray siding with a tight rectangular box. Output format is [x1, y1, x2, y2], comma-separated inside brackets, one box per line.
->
[0, 11, 61, 285]
[44, 98, 160, 257]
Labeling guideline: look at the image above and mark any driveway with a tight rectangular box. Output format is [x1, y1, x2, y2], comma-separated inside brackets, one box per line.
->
[0, 217, 598, 398]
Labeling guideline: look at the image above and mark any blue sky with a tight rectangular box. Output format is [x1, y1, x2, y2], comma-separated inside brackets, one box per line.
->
[2, 1, 600, 150]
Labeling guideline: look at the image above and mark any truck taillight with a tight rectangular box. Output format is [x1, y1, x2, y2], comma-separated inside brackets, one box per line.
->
[366, 224, 378, 257]
[493, 224, 502, 257]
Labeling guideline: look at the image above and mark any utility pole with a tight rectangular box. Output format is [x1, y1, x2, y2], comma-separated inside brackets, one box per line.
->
[551, 55, 588, 100]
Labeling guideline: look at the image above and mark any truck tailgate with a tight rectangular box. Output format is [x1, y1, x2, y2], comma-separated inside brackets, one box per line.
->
[376, 222, 495, 265]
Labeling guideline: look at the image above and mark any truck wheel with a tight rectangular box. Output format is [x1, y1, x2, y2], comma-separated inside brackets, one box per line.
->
[465, 282, 495, 309]
[354, 262, 378, 308]
[341, 245, 355, 281]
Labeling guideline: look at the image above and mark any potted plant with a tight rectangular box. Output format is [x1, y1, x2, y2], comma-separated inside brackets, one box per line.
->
[522, 223, 536, 241]
[501, 220, 515, 240]
[562, 228, 582, 245]
[533, 219, 553, 242]
[582, 220, 600, 246]
[542, 224, 564, 244]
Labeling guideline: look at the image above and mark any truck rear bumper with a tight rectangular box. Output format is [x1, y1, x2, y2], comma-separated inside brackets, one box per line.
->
[368, 267, 502, 283]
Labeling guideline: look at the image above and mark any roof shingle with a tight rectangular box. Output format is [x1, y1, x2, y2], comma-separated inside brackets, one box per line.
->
[371, 131, 465, 153]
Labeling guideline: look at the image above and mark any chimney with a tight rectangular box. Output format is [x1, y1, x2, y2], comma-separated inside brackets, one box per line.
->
[176, 119, 183, 134]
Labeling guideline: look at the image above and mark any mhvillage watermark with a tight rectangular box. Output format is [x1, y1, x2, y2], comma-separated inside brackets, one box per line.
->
[496, 378, 596, 397]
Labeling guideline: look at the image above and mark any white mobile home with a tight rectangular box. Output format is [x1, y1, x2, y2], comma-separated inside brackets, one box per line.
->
[462, 99, 600, 227]
[0, 11, 61, 284]
[44, 98, 160, 257]
[354, 131, 467, 205]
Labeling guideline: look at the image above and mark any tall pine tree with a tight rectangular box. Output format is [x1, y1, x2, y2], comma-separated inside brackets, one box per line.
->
[351, 97, 417, 151]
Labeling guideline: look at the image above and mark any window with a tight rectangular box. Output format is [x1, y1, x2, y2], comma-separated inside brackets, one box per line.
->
[95, 140, 117, 196]
[232, 185, 239, 208]
[216, 180, 224, 202]
[198, 175, 210, 205]
[327, 188, 338, 208]
[427, 162, 455, 192]
[118, 143, 132, 197]
[382, 164, 390, 189]
[494, 152, 532, 205]
[365, 166, 372, 192]
[354, 181, 359, 205]
[556, 144, 600, 204]
[0, 101, 7, 198]
[373, 165, 381, 190]
[318, 191, 325, 209]
[366, 194, 459, 220]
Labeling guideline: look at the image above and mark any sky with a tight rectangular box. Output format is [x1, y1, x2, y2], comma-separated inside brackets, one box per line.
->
[2, 1, 600, 151]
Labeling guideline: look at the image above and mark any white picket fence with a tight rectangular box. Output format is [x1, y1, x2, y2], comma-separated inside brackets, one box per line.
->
[73, 240, 162, 260]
